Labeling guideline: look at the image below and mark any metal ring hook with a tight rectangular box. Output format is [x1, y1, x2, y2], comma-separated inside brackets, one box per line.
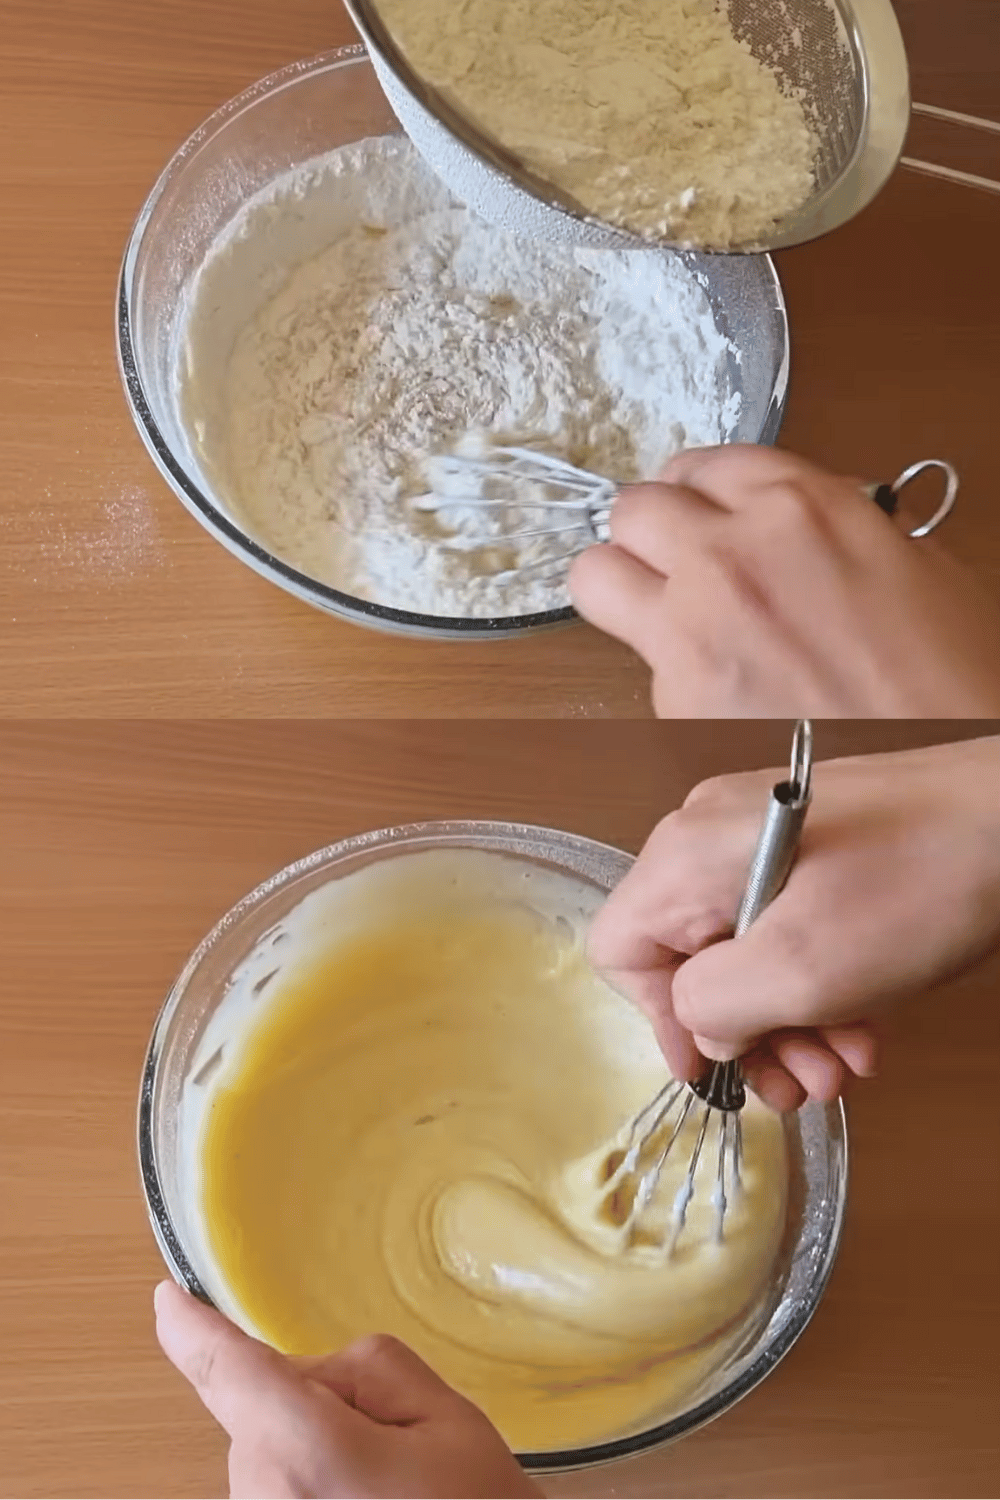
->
[788, 719, 813, 808]
[894, 459, 960, 538]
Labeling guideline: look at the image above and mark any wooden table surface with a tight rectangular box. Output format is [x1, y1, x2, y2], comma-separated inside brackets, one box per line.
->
[2, 720, 998, 1500]
[2, 0, 999, 718]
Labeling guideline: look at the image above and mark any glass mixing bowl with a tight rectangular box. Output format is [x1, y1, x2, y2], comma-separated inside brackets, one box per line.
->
[117, 48, 791, 642]
[138, 820, 846, 1475]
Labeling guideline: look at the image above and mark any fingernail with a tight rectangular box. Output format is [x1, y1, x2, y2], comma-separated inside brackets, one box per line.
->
[694, 1034, 742, 1063]
[154, 1280, 174, 1315]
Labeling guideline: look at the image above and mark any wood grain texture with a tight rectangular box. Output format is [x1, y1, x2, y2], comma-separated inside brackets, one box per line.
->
[2, 720, 998, 1499]
[1, 0, 998, 717]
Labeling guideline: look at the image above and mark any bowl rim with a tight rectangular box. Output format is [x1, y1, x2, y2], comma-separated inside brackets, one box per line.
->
[115, 46, 789, 641]
[136, 818, 847, 1473]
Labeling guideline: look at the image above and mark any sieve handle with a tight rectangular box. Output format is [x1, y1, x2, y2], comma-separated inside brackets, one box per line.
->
[902, 104, 1000, 198]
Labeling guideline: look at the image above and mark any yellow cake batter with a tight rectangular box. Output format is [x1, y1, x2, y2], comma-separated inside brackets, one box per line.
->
[196, 849, 788, 1452]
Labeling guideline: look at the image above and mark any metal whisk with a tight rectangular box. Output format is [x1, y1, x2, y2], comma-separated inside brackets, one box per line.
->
[601, 718, 815, 1255]
[415, 447, 960, 570]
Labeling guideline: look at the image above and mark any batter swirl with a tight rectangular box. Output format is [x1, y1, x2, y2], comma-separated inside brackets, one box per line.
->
[197, 849, 787, 1451]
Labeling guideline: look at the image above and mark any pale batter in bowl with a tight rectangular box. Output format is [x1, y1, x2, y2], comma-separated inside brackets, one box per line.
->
[189, 847, 788, 1453]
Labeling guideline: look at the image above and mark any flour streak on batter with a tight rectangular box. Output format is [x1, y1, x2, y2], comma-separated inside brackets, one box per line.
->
[179, 138, 740, 619]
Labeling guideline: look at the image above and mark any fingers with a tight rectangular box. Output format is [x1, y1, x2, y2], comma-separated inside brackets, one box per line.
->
[645, 1000, 704, 1082]
[608, 480, 724, 575]
[308, 1338, 541, 1500]
[821, 1022, 878, 1078]
[741, 1036, 843, 1112]
[568, 542, 662, 648]
[769, 1032, 846, 1101]
[716, 1024, 877, 1113]
[154, 1281, 317, 1442]
[569, 480, 724, 646]
[308, 1334, 466, 1427]
[588, 809, 747, 968]
[671, 908, 825, 1053]
[587, 876, 676, 974]
[740, 1046, 808, 1113]
[586, 809, 760, 1080]
[597, 961, 704, 1081]
[659, 444, 863, 512]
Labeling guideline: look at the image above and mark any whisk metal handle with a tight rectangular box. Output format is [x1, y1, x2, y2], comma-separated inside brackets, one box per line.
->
[691, 721, 813, 1115]
[734, 719, 813, 936]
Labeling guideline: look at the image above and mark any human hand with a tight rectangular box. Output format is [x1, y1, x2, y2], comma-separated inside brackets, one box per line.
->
[569, 445, 1000, 718]
[154, 1281, 541, 1500]
[587, 736, 1000, 1111]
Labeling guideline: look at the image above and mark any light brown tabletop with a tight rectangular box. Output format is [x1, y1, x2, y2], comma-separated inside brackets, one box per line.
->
[2, 0, 999, 718]
[2, 719, 998, 1499]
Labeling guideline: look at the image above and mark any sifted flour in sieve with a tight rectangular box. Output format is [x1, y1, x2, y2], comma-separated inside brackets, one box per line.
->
[179, 137, 740, 619]
[377, 0, 818, 248]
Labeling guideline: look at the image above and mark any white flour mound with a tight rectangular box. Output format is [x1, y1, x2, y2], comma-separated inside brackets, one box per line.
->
[378, 0, 818, 248]
[179, 137, 740, 620]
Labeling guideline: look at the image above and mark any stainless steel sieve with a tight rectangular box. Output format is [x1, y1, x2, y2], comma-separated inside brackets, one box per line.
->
[344, 0, 911, 253]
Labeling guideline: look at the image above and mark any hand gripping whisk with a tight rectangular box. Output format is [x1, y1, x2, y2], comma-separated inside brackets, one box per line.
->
[602, 719, 815, 1255]
[416, 447, 960, 572]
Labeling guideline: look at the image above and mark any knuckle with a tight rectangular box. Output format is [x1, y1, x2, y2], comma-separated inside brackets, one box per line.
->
[682, 768, 762, 813]
[610, 482, 660, 527]
[644, 805, 687, 845]
[672, 905, 733, 954]
[682, 773, 732, 811]
[628, 816, 735, 954]
[698, 537, 772, 613]
[185, 1343, 218, 1397]
[352, 1331, 404, 1363]
[669, 970, 701, 1030]
[758, 922, 819, 1024]
[609, 484, 676, 559]
[756, 478, 836, 543]
[584, 904, 626, 969]
[627, 808, 691, 883]
[566, 541, 604, 597]
[670, 445, 812, 498]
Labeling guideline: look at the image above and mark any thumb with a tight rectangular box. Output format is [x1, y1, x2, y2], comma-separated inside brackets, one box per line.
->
[671, 916, 816, 1059]
[309, 1334, 469, 1427]
[154, 1280, 321, 1442]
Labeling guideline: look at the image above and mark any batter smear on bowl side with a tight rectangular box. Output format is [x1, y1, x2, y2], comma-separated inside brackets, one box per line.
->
[179, 138, 740, 619]
[191, 850, 787, 1453]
